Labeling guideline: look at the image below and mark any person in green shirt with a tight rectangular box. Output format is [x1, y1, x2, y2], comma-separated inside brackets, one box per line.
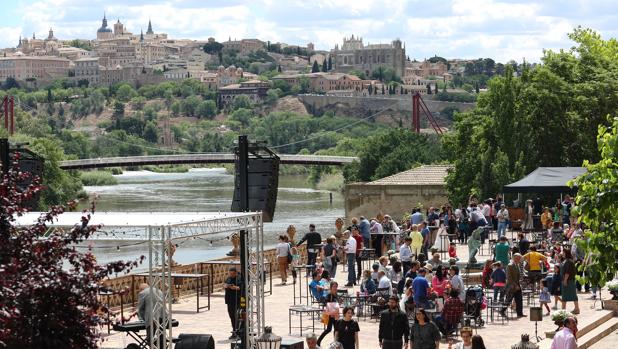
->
[494, 236, 511, 267]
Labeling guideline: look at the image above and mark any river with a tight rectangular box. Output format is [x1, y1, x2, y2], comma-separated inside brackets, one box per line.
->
[79, 168, 343, 269]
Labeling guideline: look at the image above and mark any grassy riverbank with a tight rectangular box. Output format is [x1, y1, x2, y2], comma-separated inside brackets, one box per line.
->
[79, 171, 118, 186]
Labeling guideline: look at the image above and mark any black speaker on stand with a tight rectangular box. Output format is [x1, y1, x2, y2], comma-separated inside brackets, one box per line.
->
[530, 306, 543, 342]
[231, 141, 279, 222]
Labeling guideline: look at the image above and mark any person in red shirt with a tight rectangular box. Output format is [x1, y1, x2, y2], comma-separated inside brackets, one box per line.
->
[448, 242, 458, 261]
[352, 226, 364, 282]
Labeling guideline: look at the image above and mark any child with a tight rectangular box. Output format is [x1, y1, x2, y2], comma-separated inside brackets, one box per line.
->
[481, 259, 493, 289]
[448, 242, 459, 261]
[549, 265, 562, 310]
[490, 262, 506, 302]
[540, 278, 551, 315]
[371, 263, 380, 284]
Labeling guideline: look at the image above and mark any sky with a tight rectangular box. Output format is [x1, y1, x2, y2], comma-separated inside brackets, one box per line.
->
[0, 0, 616, 63]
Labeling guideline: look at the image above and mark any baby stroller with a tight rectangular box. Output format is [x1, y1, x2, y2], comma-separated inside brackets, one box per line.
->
[464, 285, 485, 327]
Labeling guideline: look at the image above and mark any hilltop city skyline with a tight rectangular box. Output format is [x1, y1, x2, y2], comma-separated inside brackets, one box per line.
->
[0, 0, 617, 62]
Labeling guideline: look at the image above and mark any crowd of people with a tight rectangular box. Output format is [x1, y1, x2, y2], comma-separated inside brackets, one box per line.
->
[265, 195, 594, 348]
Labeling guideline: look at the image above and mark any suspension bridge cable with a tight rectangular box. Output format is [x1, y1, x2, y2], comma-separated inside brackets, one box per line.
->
[269, 101, 400, 149]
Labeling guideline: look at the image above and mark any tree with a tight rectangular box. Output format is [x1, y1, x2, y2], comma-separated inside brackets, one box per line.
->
[232, 95, 252, 110]
[381, 85, 385, 95]
[311, 60, 319, 73]
[143, 120, 159, 142]
[203, 41, 223, 55]
[434, 84, 438, 94]
[277, 65, 282, 73]
[426, 84, 432, 95]
[321, 59, 328, 72]
[265, 89, 281, 105]
[571, 116, 618, 289]
[343, 128, 443, 182]
[0, 161, 142, 348]
[47, 89, 53, 103]
[328, 56, 332, 70]
[196, 100, 217, 119]
[115, 84, 137, 102]
[444, 28, 618, 206]
[229, 108, 253, 127]
[348, 69, 367, 80]
[181, 95, 202, 117]
[475, 82, 480, 93]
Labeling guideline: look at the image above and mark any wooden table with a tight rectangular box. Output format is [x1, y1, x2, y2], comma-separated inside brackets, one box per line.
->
[199, 260, 273, 296]
[133, 272, 210, 312]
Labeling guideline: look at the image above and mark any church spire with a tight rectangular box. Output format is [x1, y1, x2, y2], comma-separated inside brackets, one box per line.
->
[146, 18, 153, 35]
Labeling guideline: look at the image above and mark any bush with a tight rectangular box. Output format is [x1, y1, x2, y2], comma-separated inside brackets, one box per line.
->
[79, 171, 118, 186]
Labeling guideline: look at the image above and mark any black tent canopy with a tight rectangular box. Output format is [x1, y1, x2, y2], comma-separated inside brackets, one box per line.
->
[502, 167, 587, 193]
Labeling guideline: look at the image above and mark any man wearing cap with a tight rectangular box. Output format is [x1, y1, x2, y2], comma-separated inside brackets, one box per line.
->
[297, 224, 322, 274]
[379, 295, 410, 349]
[224, 267, 242, 339]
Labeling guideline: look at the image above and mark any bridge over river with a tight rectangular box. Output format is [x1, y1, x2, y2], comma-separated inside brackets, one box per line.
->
[59, 153, 357, 170]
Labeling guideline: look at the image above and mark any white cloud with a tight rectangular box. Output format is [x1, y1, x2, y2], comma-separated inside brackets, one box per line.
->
[0, 0, 614, 62]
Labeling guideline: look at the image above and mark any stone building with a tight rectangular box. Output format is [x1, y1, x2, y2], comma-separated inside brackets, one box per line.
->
[406, 60, 448, 79]
[222, 38, 265, 54]
[271, 72, 364, 93]
[331, 35, 406, 78]
[344, 165, 452, 220]
[73, 57, 100, 86]
[0, 55, 70, 81]
[217, 80, 270, 108]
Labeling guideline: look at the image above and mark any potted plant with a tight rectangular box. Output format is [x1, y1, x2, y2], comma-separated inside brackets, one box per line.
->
[607, 280, 618, 300]
[551, 310, 574, 332]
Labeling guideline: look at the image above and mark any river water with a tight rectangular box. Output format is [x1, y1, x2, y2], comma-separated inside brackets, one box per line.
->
[79, 168, 343, 269]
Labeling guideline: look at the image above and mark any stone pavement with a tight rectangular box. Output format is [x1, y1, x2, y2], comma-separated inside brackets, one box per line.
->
[100, 244, 612, 349]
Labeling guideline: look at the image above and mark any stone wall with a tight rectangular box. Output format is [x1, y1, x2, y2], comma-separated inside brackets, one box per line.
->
[298, 94, 475, 117]
[101, 245, 306, 310]
[344, 183, 449, 222]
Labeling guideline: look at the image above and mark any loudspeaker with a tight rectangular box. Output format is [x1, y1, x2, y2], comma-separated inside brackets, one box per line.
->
[231, 156, 279, 222]
[281, 338, 304, 349]
[175, 334, 215, 349]
[530, 307, 542, 321]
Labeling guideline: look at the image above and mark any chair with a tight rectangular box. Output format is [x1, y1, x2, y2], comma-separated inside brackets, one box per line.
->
[486, 298, 509, 325]
[369, 287, 390, 321]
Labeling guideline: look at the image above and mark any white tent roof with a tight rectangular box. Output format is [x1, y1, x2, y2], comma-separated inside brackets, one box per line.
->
[15, 211, 250, 228]
[14, 211, 260, 241]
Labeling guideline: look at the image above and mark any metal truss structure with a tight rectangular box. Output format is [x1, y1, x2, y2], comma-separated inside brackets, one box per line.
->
[15, 211, 265, 349]
[146, 212, 265, 349]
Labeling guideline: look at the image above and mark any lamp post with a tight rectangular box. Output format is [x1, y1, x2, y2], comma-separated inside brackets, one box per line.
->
[255, 326, 281, 349]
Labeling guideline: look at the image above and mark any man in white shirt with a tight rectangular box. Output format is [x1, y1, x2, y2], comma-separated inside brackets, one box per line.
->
[377, 270, 392, 296]
[399, 236, 413, 274]
[550, 317, 578, 349]
[345, 230, 357, 287]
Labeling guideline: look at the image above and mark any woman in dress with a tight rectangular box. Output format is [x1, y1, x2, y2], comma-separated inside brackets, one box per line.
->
[522, 199, 534, 232]
[560, 249, 580, 314]
[334, 306, 360, 349]
[410, 308, 441, 349]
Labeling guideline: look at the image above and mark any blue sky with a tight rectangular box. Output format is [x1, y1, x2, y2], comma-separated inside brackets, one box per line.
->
[1, 0, 616, 62]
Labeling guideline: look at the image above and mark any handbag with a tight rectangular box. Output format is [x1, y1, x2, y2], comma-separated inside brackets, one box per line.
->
[286, 243, 293, 264]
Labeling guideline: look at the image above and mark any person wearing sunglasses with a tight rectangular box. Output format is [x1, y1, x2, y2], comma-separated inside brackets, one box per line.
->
[409, 308, 441, 349]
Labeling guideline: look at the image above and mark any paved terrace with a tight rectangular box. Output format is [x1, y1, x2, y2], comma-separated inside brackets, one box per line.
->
[59, 154, 358, 170]
[99, 242, 617, 349]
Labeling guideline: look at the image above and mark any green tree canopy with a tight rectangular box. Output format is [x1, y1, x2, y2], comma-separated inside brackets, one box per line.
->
[444, 28, 618, 206]
[571, 116, 618, 288]
[343, 128, 443, 182]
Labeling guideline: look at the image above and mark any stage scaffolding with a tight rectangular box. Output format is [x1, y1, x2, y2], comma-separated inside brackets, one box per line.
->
[15, 211, 266, 349]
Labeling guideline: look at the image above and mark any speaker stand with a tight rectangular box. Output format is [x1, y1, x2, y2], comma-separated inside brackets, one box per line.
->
[533, 321, 543, 343]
